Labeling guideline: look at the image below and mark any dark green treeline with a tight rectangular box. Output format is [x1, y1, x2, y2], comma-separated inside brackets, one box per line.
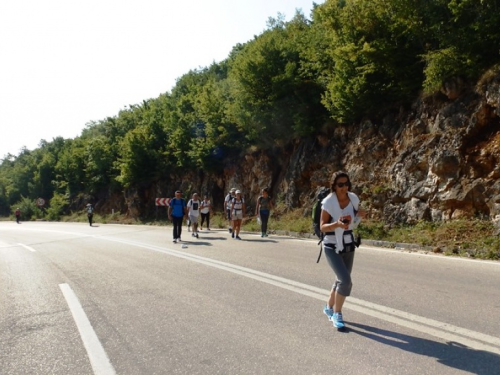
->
[2, 0, 500, 217]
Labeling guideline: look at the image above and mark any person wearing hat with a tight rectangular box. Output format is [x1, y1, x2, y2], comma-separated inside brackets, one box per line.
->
[86, 204, 94, 226]
[224, 188, 237, 233]
[230, 190, 246, 240]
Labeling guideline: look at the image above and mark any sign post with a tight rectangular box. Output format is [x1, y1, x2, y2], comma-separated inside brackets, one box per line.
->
[155, 198, 171, 220]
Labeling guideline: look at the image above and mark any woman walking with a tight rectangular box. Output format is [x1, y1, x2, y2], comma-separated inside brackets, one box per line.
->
[230, 190, 245, 240]
[320, 171, 365, 330]
[255, 188, 273, 237]
[200, 195, 212, 230]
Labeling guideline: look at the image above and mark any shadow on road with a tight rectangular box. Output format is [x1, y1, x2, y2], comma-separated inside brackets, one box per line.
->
[178, 241, 214, 246]
[188, 236, 227, 241]
[348, 322, 500, 374]
[240, 238, 278, 243]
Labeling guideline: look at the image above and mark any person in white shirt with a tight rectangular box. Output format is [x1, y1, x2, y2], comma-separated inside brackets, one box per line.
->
[187, 193, 201, 238]
[320, 171, 365, 330]
[230, 190, 246, 240]
[200, 195, 212, 230]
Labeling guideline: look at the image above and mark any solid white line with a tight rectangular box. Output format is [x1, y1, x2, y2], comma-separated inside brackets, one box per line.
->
[59, 283, 116, 375]
[98, 236, 500, 355]
[17, 243, 36, 252]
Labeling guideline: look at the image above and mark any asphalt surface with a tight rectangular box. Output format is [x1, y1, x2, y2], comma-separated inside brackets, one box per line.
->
[1, 221, 499, 375]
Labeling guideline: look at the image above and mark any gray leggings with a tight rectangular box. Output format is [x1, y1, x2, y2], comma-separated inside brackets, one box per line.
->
[323, 244, 355, 296]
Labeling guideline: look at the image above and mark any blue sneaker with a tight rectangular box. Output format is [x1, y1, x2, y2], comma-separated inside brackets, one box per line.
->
[323, 305, 333, 321]
[332, 312, 345, 329]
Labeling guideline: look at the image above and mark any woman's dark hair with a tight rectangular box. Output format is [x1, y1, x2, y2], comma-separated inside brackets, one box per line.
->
[262, 188, 269, 194]
[330, 171, 351, 191]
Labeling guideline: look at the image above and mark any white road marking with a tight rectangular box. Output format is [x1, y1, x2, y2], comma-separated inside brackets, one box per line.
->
[98, 236, 500, 356]
[17, 243, 36, 252]
[59, 283, 116, 375]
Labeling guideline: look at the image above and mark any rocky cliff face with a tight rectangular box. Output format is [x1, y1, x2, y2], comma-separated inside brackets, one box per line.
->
[122, 73, 500, 224]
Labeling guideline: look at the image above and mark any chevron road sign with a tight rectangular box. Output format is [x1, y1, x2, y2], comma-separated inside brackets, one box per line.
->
[155, 198, 170, 206]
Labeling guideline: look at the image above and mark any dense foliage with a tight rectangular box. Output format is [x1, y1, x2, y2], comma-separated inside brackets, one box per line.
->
[1, 0, 500, 217]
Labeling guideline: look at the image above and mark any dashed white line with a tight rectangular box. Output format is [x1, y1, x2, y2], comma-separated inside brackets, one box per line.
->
[59, 283, 116, 375]
[17, 243, 36, 252]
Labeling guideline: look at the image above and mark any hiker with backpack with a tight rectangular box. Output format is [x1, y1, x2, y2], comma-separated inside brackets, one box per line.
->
[230, 190, 246, 240]
[187, 193, 201, 238]
[319, 171, 366, 330]
[255, 188, 274, 237]
[224, 188, 237, 234]
[168, 190, 187, 243]
[86, 204, 94, 226]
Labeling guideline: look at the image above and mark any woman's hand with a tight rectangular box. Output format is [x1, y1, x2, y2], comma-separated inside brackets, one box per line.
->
[338, 215, 351, 229]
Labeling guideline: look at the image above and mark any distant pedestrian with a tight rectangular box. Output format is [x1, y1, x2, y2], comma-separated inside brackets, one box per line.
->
[224, 188, 237, 233]
[15, 208, 21, 224]
[230, 190, 246, 240]
[86, 204, 94, 226]
[255, 188, 274, 237]
[200, 195, 212, 230]
[187, 193, 201, 238]
[168, 190, 187, 243]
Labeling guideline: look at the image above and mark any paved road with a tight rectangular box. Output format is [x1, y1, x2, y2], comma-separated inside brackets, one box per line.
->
[1, 221, 499, 375]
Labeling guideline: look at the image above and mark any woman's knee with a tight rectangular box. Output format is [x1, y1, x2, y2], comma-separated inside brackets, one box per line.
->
[336, 279, 353, 296]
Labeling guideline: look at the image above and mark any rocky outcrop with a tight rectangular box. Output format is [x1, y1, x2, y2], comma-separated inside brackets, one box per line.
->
[121, 72, 500, 225]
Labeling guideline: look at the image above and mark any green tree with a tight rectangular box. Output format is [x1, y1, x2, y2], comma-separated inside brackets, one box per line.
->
[228, 12, 328, 145]
[313, 0, 425, 122]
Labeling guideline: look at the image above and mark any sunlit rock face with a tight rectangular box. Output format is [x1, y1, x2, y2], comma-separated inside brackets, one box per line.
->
[123, 72, 500, 225]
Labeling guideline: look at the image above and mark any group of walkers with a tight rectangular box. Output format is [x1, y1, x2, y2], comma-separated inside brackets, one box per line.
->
[167, 187, 274, 243]
[166, 171, 367, 332]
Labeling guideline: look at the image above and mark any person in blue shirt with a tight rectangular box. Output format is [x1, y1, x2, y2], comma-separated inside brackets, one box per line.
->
[168, 190, 187, 243]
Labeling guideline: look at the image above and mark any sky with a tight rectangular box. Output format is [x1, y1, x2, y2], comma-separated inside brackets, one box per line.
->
[0, 0, 323, 159]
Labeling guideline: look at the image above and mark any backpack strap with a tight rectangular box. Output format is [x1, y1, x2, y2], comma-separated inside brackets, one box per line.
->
[316, 233, 325, 263]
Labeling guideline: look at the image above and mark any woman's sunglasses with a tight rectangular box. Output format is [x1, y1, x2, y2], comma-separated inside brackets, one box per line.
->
[336, 182, 349, 188]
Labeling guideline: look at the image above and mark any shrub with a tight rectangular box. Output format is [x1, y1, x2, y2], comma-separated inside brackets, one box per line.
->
[46, 193, 69, 221]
